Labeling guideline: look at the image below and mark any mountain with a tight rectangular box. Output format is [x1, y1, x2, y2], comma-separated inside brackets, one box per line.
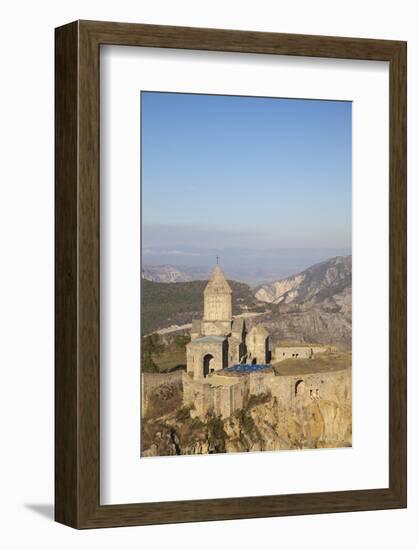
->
[255, 256, 351, 306]
[142, 264, 192, 283]
[142, 256, 352, 349]
[255, 256, 352, 349]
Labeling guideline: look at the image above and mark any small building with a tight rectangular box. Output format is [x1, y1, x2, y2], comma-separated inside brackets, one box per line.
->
[274, 345, 330, 363]
[186, 335, 227, 379]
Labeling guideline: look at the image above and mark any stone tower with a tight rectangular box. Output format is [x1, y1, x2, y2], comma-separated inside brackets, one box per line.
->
[203, 264, 232, 322]
[186, 263, 234, 378]
[201, 264, 233, 337]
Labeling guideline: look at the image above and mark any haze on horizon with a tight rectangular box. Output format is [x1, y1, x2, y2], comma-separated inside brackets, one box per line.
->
[141, 91, 352, 282]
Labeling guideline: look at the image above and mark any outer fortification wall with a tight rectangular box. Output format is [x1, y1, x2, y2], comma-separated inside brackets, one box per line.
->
[183, 374, 248, 419]
[268, 367, 352, 405]
[182, 365, 351, 420]
[274, 345, 331, 362]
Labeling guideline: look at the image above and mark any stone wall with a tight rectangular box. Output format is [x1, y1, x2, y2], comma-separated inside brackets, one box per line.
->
[268, 367, 352, 447]
[274, 345, 330, 362]
[183, 374, 248, 419]
[182, 366, 351, 421]
[267, 367, 352, 406]
[202, 320, 232, 337]
[248, 371, 275, 395]
[141, 370, 183, 417]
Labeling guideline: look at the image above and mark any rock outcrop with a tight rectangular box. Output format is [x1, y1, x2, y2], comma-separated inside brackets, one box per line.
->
[254, 256, 352, 349]
[255, 255, 351, 306]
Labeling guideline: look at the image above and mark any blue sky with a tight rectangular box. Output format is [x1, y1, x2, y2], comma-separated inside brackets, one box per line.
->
[141, 91, 352, 251]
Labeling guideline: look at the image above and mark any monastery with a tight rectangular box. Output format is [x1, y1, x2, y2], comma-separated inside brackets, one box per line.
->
[179, 262, 344, 419]
[141, 263, 352, 454]
[186, 262, 270, 378]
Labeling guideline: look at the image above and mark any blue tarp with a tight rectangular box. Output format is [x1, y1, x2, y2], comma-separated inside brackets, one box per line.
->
[224, 364, 269, 373]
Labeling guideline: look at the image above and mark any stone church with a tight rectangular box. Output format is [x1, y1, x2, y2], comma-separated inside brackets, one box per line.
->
[186, 263, 270, 379]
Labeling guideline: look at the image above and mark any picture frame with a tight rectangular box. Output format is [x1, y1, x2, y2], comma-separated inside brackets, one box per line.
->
[55, 20, 407, 528]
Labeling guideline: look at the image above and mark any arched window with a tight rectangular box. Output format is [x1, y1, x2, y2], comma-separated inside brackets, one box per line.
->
[203, 354, 214, 377]
[295, 379, 305, 396]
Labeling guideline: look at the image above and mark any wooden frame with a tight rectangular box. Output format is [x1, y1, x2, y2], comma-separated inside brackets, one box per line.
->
[55, 20, 407, 528]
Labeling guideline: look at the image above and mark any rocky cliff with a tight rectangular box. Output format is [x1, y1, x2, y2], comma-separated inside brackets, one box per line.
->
[255, 255, 351, 305]
[254, 256, 352, 349]
[141, 383, 352, 457]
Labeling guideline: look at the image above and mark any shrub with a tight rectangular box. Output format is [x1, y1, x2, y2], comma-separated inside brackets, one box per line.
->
[247, 392, 271, 409]
[173, 334, 191, 350]
[237, 408, 256, 437]
[176, 406, 192, 422]
[141, 349, 159, 373]
[207, 414, 227, 453]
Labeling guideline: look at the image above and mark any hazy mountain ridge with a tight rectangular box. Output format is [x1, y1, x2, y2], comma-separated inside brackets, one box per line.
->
[142, 264, 192, 283]
[142, 247, 351, 285]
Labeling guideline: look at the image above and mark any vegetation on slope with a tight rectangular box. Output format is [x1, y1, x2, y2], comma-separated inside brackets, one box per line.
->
[141, 278, 260, 334]
[272, 351, 351, 376]
[141, 333, 190, 373]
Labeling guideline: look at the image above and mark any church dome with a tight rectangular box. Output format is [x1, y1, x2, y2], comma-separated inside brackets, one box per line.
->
[204, 264, 232, 294]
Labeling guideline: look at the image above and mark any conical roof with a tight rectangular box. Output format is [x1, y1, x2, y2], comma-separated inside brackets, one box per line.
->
[204, 264, 232, 294]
